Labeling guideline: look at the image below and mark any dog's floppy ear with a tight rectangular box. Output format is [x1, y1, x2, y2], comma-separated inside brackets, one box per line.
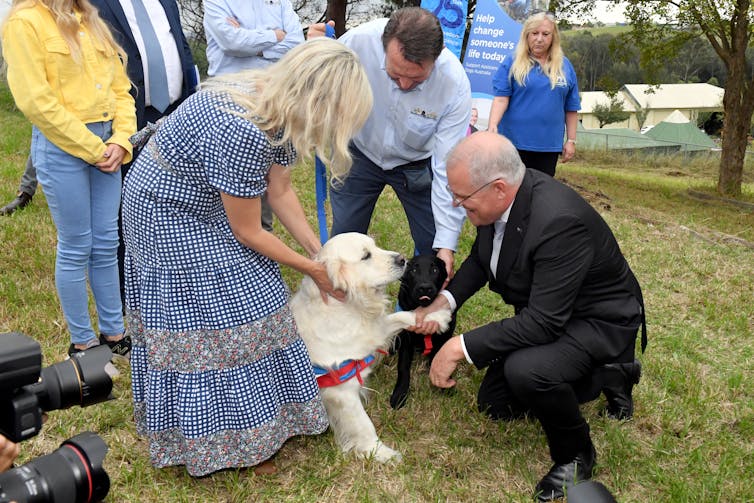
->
[432, 255, 449, 284]
[330, 260, 351, 292]
[316, 247, 349, 292]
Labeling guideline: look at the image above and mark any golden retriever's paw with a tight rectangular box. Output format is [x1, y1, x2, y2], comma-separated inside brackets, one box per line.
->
[370, 441, 402, 463]
[425, 308, 452, 332]
[386, 310, 418, 331]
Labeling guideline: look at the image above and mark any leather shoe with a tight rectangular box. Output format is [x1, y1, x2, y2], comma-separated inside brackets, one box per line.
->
[0, 192, 32, 216]
[601, 360, 642, 420]
[534, 444, 596, 502]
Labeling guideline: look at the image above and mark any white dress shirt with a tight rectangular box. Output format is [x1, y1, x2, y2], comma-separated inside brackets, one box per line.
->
[118, 0, 183, 107]
[339, 18, 472, 252]
[442, 203, 513, 364]
[203, 0, 303, 75]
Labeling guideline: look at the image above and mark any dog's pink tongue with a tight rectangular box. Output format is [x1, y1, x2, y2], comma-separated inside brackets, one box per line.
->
[419, 296, 431, 302]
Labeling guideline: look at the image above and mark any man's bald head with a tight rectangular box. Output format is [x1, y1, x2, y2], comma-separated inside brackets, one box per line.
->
[446, 132, 525, 188]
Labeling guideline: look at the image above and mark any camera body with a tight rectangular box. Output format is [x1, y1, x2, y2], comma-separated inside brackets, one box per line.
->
[0, 332, 113, 443]
[0, 333, 114, 503]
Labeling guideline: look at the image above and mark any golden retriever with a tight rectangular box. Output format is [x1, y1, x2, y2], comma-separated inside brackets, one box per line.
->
[291, 233, 451, 462]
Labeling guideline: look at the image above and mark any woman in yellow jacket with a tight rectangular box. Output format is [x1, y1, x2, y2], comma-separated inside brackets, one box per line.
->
[2, 0, 136, 357]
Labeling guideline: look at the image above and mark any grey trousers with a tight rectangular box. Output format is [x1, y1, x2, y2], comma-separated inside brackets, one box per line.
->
[18, 155, 38, 196]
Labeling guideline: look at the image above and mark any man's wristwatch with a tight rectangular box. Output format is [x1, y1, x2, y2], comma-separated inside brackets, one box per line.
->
[566, 138, 576, 144]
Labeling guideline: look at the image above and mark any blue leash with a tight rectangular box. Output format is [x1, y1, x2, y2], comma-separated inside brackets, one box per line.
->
[315, 156, 328, 245]
[314, 23, 338, 245]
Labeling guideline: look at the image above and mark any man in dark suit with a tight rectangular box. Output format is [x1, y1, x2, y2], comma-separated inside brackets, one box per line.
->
[413, 132, 645, 502]
[93, 0, 197, 130]
[92, 0, 198, 306]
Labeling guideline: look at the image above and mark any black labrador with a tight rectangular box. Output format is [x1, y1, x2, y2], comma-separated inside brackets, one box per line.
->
[390, 254, 457, 409]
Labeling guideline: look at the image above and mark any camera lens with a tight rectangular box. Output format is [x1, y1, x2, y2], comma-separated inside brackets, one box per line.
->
[25, 346, 113, 412]
[0, 432, 110, 503]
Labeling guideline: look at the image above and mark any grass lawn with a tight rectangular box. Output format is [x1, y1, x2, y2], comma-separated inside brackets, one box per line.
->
[1, 82, 753, 502]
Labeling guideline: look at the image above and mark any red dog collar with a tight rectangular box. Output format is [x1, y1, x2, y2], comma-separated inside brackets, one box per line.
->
[313, 350, 387, 388]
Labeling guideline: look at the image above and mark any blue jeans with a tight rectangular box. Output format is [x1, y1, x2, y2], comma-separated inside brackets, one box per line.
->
[32, 123, 124, 344]
[330, 147, 435, 255]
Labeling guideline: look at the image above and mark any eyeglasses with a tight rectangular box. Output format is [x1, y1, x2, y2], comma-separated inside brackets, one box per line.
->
[446, 178, 501, 207]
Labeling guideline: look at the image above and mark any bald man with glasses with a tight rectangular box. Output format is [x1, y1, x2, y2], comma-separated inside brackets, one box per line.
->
[413, 132, 646, 502]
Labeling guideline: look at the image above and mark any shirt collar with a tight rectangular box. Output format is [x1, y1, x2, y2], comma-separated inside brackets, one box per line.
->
[494, 200, 514, 234]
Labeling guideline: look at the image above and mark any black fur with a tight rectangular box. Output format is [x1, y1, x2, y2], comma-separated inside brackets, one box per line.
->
[390, 255, 457, 409]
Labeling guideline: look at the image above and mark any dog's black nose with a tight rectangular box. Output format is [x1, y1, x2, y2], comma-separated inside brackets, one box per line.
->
[416, 284, 437, 298]
[395, 255, 406, 268]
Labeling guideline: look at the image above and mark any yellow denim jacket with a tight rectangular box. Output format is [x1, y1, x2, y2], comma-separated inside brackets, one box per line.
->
[2, 4, 135, 165]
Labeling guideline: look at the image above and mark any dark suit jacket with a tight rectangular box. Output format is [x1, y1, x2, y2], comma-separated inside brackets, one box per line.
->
[92, 0, 197, 129]
[448, 169, 645, 368]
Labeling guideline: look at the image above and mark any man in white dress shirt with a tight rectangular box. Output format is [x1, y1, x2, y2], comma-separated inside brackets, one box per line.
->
[203, 0, 303, 231]
[204, 0, 304, 75]
[312, 7, 471, 277]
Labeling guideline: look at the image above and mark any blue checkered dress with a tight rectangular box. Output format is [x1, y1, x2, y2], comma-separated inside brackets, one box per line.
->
[122, 90, 328, 476]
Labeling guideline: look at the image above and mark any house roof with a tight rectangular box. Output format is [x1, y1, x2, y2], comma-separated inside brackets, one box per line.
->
[645, 110, 717, 150]
[662, 109, 692, 123]
[579, 91, 637, 113]
[577, 126, 670, 150]
[622, 83, 724, 110]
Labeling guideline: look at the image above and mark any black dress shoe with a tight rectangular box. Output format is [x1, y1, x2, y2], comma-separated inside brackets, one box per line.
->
[534, 445, 596, 502]
[0, 192, 32, 216]
[602, 360, 642, 420]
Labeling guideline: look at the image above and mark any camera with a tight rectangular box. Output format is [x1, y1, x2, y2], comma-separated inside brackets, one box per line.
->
[0, 432, 109, 503]
[0, 332, 114, 502]
[0, 332, 113, 443]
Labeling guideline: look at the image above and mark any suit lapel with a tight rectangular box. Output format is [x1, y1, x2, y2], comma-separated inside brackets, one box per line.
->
[478, 224, 494, 277]
[102, 0, 137, 48]
[496, 170, 533, 283]
[158, 0, 182, 47]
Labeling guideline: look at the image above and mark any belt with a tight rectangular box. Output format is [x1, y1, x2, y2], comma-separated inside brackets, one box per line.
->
[392, 157, 432, 170]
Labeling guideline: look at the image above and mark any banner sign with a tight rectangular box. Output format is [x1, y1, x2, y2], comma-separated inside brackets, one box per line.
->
[421, 0, 469, 60]
[462, 0, 521, 97]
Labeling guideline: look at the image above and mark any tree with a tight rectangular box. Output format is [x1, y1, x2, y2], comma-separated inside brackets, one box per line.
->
[562, 31, 616, 90]
[592, 94, 631, 128]
[558, 0, 752, 196]
[635, 106, 649, 131]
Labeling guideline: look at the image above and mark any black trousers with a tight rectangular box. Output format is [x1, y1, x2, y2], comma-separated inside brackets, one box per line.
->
[517, 150, 559, 177]
[477, 334, 636, 464]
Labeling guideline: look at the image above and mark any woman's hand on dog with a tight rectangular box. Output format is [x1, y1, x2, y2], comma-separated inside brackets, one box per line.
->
[429, 336, 464, 389]
[308, 262, 346, 303]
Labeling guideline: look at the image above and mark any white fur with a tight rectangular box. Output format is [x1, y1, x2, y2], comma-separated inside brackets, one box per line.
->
[291, 233, 451, 462]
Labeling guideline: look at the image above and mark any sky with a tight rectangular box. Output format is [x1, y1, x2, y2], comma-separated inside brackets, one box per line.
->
[0, 1, 629, 29]
[586, 1, 629, 24]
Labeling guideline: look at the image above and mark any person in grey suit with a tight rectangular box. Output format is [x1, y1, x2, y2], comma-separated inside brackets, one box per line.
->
[412, 131, 645, 502]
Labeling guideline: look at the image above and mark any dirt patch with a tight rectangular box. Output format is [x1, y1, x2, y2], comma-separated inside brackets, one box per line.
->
[559, 176, 612, 211]
[686, 189, 754, 212]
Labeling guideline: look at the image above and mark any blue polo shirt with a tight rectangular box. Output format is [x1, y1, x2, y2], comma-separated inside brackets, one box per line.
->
[492, 57, 580, 152]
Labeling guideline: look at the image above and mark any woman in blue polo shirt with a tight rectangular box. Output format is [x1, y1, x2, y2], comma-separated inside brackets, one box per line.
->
[487, 11, 580, 176]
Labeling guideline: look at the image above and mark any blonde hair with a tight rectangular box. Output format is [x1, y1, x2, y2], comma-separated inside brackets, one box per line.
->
[201, 38, 373, 184]
[3, 0, 126, 64]
[510, 12, 565, 89]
